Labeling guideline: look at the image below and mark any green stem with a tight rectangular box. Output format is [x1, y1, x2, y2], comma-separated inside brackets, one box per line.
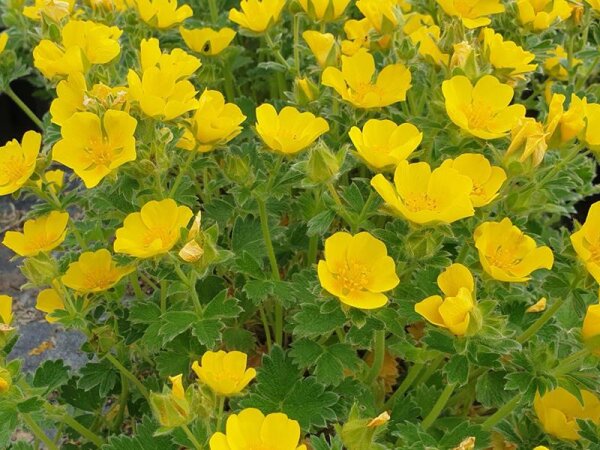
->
[365, 329, 386, 384]
[104, 353, 150, 401]
[517, 297, 564, 344]
[481, 394, 520, 431]
[61, 413, 105, 447]
[129, 272, 144, 300]
[215, 395, 226, 432]
[21, 414, 59, 450]
[264, 32, 291, 70]
[69, 219, 88, 250]
[160, 279, 168, 314]
[415, 354, 445, 388]
[553, 348, 590, 376]
[207, 0, 218, 23]
[257, 197, 280, 281]
[113, 372, 130, 432]
[384, 362, 424, 409]
[307, 235, 318, 266]
[171, 258, 203, 315]
[5, 86, 44, 129]
[326, 182, 355, 231]
[181, 424, 203, 450]
[421, 383, 456, 430]
[293, 14, 301, 74]
[169, 148, 197, 198]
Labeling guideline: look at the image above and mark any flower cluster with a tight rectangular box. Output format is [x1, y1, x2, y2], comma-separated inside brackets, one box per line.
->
[0, 0, 599, 448]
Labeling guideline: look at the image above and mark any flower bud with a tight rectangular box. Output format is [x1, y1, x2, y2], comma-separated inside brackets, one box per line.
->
[306, 143, 342, 184]
[336, 404, 389, 450]
[0, 368, 12, 394]
[150, 375, 191, 428]
[21, 254, 60, 287]
[294, 77, 318, 105]
[223, 154, 254, 185]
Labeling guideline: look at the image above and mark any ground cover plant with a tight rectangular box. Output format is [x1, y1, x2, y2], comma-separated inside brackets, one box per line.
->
[0, 0, 600, 448]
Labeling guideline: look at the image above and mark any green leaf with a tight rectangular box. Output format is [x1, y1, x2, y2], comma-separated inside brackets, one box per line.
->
[78, 361, 118, 397]
[32, 359, 70, 394]
[0, 406, 17, 448]
[239, 346, 338, 430]
[232, 216, 266, 257]
[158, 311, 197, 345]
[16, 397, 44, 413]
[102, 416, 174, 450]
[475, 371, 513, 408]
[444, 354, 469, 386]
[204, 290, 242, 319]
[292, 304, 346, 338]
[191, 319, 222, 347]
[307, 209, 335, 237]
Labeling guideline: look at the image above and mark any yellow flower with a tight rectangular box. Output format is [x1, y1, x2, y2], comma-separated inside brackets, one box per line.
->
[0, 369, 12, 394]
[545, 93, 587, 144]
[570, 202, 600, 283]
[506, 118, 548, 168]
[3, 211, 69, 257]
[533, 447, 549, 450]
[52, 110, 137, 188]
[33, 42, 83, 80]
[584, 103, 600, 151]
[415, 263, 476, 336]
[534, 387, 600, 440]
[303, 30, 336, 68]
[178, 211, 204, 262]
[228, 0, 286, 33]
[298, 0, 350, 21]
[178, 89, 246, 152]
[87, 0, 127, 11]
[437, 0, 505, 29]
[36, 169, 65, 194]
[582, 301, 600, 351]
[404, 18, 449, 66]
[356, 0, 399, 33]
[179, 27, 236, 55]
[295, 77, 318, 103]
[36, 288, 65, 323]
[0, 32, 8, 54]
[210, 408, 306, 450]
[481, 28, 537, 78]
[349, 119, 422, 170]
[127, 39, 200, 120]
[33, 20, 122, 79]
[371, 160, 474, 225]
[474, 218, 554, 282]
[586, 0, 600, 11]
[322, 49, 411, 109]
[134, 0, 192, 28]
[0, 295, 12, 325]
[440, 153, 506, 207]
[442, 75, 525, 139]
[23, 0, 76, 21]
[544, 46, 580, 80]
[192, 350, 256, 396]
[450, 41, 474, 70]
[169, 374, 185, 400]
[114, 199, 193, 258]
[0, 131, 41, 196]
[317, 231, 399, 309]
[62, 249, 134, 293]
[517, 0, 573, 30]
[255, 104, 329, 154]
[341, 19, 370, 56]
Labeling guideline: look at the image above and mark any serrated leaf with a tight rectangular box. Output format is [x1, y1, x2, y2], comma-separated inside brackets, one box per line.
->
[444, 354, 469, 386]
[204, 290, 242, 319]
[191, 319, 222, 347]
[102, 416, 173, 450]
[32, 359, 70, 394]
[78, 361, 118, 397]
[293, 304, 346, 337]
[158, 311, 197, 345]
[239, 347, 338, 430]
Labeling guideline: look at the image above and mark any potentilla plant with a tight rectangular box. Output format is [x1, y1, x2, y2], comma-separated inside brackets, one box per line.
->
[0, 0, 599, 448]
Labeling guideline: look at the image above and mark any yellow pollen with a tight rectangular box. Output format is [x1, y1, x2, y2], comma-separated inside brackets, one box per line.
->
[488, 247, 520, 269]
[404, 192, 438, 212]
[86, 139, 118, 167]
[2, 156, 27, 183]
[336, 261, 370, 295]
[82, 269, 118, 289]
[464, 101, 494, 130]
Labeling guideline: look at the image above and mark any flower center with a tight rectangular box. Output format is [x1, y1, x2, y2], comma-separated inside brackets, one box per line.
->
[465, 101, 494, 130]
[86, 138, 118, 167]
[336, 261, 370, 295]
[2, 156, 27, 184]
[488, 247, 519, 269]
[143, 227, 171, 247]
[404, 192, 438, 212]
[82, 270, 117, 290]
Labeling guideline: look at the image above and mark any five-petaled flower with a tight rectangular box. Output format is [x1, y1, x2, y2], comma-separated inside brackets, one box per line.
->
[318, 231, 399, 309]
[192, 350, 256, 396]
[3, 211, 69, 257]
